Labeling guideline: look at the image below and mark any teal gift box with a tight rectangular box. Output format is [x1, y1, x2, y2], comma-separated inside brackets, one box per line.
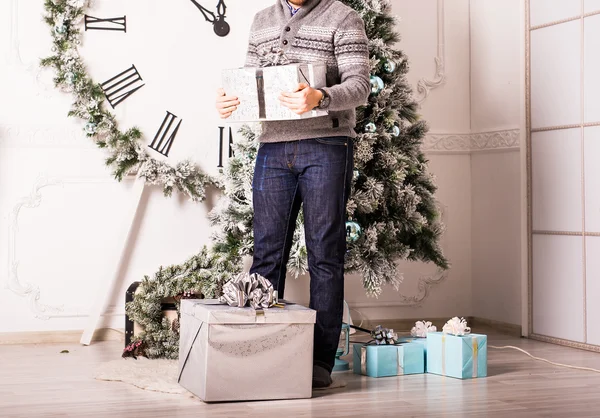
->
[426, 332, 487, 379]
[352, 342, 425, 378]
[398, 337, 428, 369]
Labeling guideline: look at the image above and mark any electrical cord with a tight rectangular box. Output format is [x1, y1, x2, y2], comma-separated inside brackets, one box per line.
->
[488, 345, 600, 374]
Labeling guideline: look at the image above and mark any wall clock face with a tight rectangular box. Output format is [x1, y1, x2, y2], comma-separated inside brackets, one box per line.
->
[79, 0, 273, 173]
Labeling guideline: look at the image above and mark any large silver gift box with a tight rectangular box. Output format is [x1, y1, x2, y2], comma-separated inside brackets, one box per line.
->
[222, 63, 328, 122]
[178, 299, 316, 402]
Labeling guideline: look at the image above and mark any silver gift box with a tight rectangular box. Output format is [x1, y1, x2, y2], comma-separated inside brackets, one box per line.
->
[178, 299, 316, 402]
[222, 63, 328, 122]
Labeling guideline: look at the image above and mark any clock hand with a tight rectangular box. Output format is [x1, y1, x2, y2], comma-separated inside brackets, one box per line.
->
[213, 0, 230, 37]
[188, 0, 230, 37]
[216, 0, 227, 18]
[188, 0, 217, 23]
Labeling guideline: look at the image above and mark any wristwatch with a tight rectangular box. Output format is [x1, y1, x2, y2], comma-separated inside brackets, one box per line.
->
[317, 88, 331, 109]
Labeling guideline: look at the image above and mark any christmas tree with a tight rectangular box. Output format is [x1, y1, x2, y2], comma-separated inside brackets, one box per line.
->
[210, 0, 449, 297]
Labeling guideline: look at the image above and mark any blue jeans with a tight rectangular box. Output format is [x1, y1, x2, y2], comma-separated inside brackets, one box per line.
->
[250, 136, 353, 373]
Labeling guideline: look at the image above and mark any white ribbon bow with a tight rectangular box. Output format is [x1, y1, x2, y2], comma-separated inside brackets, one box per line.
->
[442, 317, 471, 336]
[410, 320, 437, 337]
[219, 272, 275, 310]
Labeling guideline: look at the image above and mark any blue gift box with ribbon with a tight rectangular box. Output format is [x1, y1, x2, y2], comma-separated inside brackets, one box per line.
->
[398, 337, 428, 369]
[352, 342, 425, 378]
[426, 332, 487, 379]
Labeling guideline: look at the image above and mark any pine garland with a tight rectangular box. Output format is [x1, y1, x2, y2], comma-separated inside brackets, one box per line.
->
[40, 0, 211, 201]
[124, 247, 237, 359]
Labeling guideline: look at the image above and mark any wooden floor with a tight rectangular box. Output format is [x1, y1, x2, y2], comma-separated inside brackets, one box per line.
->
[3, 330, 600, 417]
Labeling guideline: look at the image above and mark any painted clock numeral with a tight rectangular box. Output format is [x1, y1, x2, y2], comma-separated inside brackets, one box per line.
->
[84, 15, 127, 32]
[100, 65, 145, 108]
[217, 126, 234, 167]
[149, 111, 182, 157]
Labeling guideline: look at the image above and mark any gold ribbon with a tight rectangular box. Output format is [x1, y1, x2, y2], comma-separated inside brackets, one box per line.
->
[472, 336, 478, 378]
[441, 334, 446, 375]
[361, 346, 367, 375]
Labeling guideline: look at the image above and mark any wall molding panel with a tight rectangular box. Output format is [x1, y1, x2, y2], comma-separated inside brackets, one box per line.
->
[6, 175, 119, 320]
[423, 128, 521, 154]
[7, 176, 65, 320]
[349, 269, 449, 309]
[415, 0, 447, 103]
[0, 123, 88, 148]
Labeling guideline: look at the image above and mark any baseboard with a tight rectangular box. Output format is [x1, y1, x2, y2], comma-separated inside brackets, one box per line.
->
[529, 333, 600, 353]
[0, 328, 124, 345]
[469, 316, 522, 337]
[0, 316, 522, 345]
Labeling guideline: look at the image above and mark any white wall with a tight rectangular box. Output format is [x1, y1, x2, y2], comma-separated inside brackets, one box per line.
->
[469, 0, 522, 326]
[0, 0, 525, 337]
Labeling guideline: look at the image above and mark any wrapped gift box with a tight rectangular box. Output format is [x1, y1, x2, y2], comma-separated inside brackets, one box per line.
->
[178, 299, 316, 402]
[352, 342, 424, 378]
[426, 332, 488, 379]
[398, 337, 428, 369]
[222, 63, 328, 122]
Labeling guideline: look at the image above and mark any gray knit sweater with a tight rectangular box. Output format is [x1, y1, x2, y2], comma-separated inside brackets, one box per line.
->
[245, 0, 370, 143]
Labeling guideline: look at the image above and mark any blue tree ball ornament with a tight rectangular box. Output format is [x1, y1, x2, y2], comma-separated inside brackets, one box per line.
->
[383, 59, 397, 73]
[65, 72, 77, 85]
[84, 122, 97, 135]
[390, 125, 401, 137]
[370, 75, 385, 95]
[364, 122, 377, 133]
[346, 220, 362, 243]
[54, 25, 67, 35]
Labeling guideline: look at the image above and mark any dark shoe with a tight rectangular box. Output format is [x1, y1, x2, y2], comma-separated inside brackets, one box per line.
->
[312, 364, 333, 389]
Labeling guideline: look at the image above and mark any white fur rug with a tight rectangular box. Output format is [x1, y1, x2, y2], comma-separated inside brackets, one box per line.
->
[94, 358, 187, 395]
[94, 358, 347, 394]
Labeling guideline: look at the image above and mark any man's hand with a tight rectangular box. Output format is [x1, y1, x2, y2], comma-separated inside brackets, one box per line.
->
[279, 83, 323, 115]
[216, 88, 240, 119]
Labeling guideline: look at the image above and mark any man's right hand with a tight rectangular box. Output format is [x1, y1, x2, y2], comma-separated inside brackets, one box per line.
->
[216, 88, 240, 119]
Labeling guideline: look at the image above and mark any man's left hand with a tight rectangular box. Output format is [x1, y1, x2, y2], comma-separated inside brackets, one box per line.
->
[279, 83, 323, 115]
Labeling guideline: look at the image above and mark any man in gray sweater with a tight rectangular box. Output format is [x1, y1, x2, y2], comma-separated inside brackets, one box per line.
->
[216, 0, 370, 388]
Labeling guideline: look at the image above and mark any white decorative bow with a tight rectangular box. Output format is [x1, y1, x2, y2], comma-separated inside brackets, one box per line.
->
[257, 47, 291, 67]
[442, 317, 471, 336]
[219, 272, 275, 310]
[411, 320, 437, 337]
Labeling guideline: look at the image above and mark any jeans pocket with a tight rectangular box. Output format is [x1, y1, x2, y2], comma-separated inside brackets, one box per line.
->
[314, 136, 348, 146]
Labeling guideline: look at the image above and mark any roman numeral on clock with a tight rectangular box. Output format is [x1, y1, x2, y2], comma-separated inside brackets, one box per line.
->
[149, 111, 182, 157]
[217, 126, 234, 167]
[84, 15, 127, 32]
[100, 65, 145, 108]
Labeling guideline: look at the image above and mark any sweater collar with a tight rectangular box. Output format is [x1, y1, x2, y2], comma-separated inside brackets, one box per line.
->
[278, 0, 324, 20]
[285, 0, 301, 16]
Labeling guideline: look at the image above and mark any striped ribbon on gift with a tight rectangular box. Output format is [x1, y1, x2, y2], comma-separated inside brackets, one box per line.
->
[397, 351, 404, 375]
[441, 334, 446, 375]
[361, 346, 367, 375]
[472, 336, 478, 378]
